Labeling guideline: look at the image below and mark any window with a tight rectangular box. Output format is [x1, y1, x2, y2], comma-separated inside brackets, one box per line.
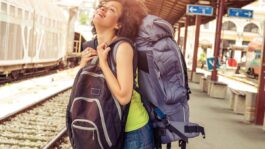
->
[244, 23, 259, 33]
[255, 51, 261, 59]
[24, 27, 28, 48]
[8, 24, 16, 59]
[16, 25, 23, 59]
[1, 2, 7, 14]
[242, 41, 250, 46]
[222, 39, 236, 48]
[45, 18, 49, 26]
[10, 5, 15, 17]
[37, 16, 41, 24]
[18, 8, 22, 19]
[28, 12, 32, 20]
[40, 16, 44, 24]
[0, 22, 7, 60]
[53, 20, 56, 28]
[222, 21, 236, 31]
[28, 29, 36, 57]
[25, 11, 29, 19]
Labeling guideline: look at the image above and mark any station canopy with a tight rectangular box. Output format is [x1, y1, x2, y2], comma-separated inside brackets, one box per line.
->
[144, 0, 256, 27]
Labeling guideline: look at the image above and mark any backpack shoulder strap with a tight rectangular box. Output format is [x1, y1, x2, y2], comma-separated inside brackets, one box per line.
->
[82, 37, 98, 50]
[108, 37, 135, 73]
[110, 37, 134, 61]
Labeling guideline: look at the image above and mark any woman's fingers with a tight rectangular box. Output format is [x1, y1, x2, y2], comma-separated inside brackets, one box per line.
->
[98, 42, 107, 50]
[104, 47, 111, 54]
[97, 43, 111, 54]
[80, 56, 98, 67]
[97, 43, 112, 67]
[80, 47, 98, 67]
[82, 48, 97, 57]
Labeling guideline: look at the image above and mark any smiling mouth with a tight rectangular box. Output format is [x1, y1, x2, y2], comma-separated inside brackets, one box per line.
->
[97, 13, 105, 18]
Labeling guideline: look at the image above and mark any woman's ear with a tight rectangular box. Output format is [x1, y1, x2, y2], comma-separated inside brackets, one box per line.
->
[115, 23, 122, 30]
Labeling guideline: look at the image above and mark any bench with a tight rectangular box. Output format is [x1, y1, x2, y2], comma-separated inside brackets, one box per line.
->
[228, 88, 257, 122]
[244, 91, 257, 122]
[192, 72, 204, 83]
[230, 89, 246, 115]
[199, 77, 207, 92]
[208, 81, 227, 99]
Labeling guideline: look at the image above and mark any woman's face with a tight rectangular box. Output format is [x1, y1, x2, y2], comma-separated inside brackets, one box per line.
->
[93, 1, 123, 31]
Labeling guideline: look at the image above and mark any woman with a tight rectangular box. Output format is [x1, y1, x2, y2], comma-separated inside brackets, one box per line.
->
[80, 0, 154, 148]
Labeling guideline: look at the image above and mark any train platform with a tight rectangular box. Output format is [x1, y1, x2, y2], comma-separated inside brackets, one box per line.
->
[170, 82, 265, 149]
[0, 68, 78, 120]
[192, 68, 257, 93]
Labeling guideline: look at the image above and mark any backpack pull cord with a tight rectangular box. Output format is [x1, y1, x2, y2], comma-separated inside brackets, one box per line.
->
[164, 119, 188, 142]
[179, 140, 187, 149]
[154, 128, 162, 149]
[91, 57, 99, 65]
[166, 143, 171, 149]
[184, 125, 206, 139]
[153, 108, 188, 142]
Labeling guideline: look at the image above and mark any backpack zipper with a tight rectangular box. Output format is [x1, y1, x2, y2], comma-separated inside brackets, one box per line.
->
[81, 71, 105, 78]
[72, 119, 103, 149]
[174, 41, 185, 87]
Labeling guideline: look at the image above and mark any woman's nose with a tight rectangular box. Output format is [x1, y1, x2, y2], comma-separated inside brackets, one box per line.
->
[99, 6, 107, 12]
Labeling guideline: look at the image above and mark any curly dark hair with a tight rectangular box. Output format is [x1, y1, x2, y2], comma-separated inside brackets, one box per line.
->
[91, 0, 148, 41]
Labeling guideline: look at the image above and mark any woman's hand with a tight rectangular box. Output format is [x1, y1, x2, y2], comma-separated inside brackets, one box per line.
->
[80, 47, 97, 68]
[97, 42, 111, 68]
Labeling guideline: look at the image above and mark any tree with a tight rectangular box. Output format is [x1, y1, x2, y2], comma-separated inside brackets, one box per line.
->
[79, 12, 89, 25]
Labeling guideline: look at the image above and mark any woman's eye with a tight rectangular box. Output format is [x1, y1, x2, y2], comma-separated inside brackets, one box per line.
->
[110, 8, 115, 12]
[97, 4, 103, 9]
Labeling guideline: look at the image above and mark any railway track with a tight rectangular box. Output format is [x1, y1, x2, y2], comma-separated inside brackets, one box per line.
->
[0, 69, 59, 86]
[44, 128, 72, 149]
[0, 89, 72, 148]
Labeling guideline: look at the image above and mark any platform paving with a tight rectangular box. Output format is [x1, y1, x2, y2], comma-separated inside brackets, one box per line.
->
[168, 82, 265, 149]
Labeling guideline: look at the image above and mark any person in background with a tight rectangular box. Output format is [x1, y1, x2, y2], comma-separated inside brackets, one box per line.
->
[199, 50, 206, 69]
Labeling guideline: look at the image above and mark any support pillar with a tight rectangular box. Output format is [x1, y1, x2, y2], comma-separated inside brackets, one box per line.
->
[191, 15, 201, 80]
[211, 0, 225, 81]
[183, 15, 189, 57]
[255, 22, 265, 125]
[177, 23, 181, 45]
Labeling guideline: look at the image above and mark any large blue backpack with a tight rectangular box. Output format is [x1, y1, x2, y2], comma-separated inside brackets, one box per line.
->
[135, 15, 205, 149]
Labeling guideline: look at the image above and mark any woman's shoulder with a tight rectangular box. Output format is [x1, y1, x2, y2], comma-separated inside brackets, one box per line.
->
[117, 41, 133, 49]
[111, 37, 135, 61]
[116, 41, 134, 55]
[113, 37, 134, 52]
[114, 37, 133, 47]
[112, 40, 134, 65]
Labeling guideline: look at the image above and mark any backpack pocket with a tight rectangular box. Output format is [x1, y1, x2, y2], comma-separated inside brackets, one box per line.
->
[71, 97, 113, 148]
[153, 48, 186, 104]
[72, 119, 103, 149]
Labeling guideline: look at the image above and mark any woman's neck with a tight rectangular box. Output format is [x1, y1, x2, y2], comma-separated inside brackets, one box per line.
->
[96, 29, 116, 45]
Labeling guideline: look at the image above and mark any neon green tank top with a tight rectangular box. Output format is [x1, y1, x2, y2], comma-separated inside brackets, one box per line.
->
[125, 90, 149, 132]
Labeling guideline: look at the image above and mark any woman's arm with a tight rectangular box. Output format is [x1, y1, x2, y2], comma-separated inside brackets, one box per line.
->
[98, 42, 134, 105]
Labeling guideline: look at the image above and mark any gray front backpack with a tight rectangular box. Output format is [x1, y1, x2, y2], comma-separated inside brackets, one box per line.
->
[66, 38, 135, 149]
[135, 15, 205, 149]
